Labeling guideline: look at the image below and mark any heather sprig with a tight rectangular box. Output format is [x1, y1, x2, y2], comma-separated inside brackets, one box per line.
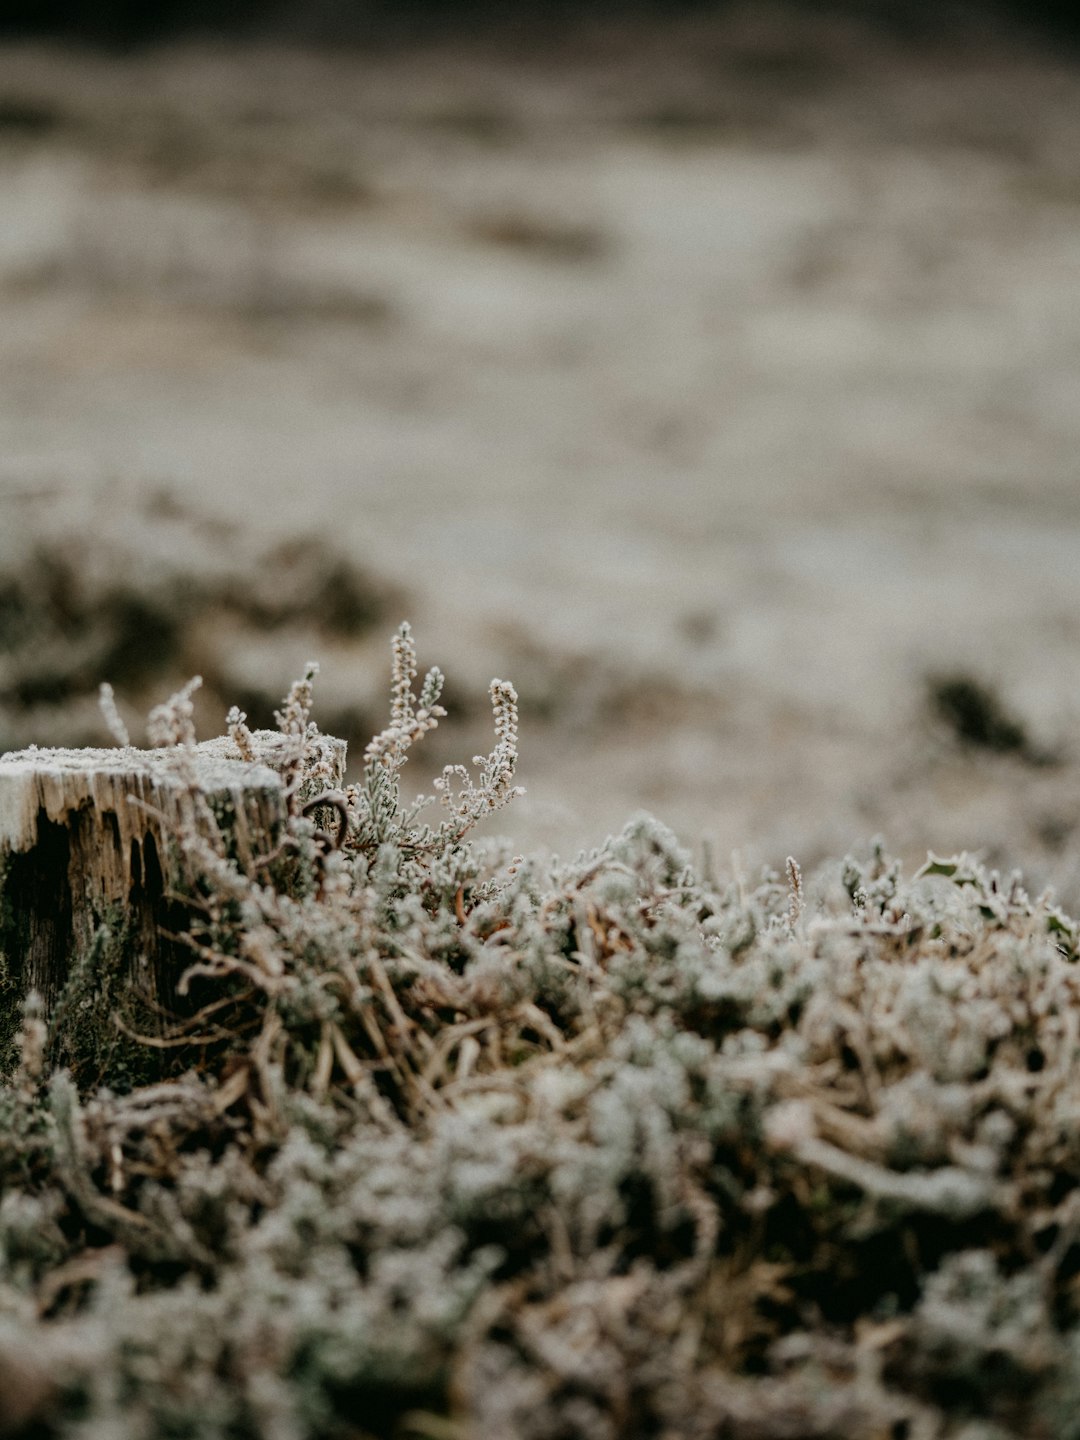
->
[146, 674, 202, 749]
[363, 622, 446, 770]
[347, 624, 522, 867]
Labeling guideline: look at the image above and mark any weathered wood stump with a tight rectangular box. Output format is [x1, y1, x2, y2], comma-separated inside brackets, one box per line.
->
[0, 732, 345, 1081]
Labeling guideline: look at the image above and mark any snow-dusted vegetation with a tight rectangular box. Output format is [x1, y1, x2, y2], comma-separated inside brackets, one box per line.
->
[3, 628, 1080, 1439]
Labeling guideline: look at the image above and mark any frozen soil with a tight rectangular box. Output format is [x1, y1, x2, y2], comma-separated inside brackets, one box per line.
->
[1, 11, 1080, 893]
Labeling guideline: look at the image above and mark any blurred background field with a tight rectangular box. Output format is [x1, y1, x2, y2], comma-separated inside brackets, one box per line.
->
[2, 1, 1080, 896]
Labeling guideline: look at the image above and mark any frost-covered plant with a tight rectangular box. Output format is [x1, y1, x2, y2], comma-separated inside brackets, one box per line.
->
[146, 674, 202, 750]
[6, 629, 1080, 1438]
[101, 624, 530, 1116]
[347, 621, 523, 868]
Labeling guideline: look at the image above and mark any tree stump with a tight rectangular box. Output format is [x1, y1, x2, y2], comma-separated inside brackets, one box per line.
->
[0, 731, 345, 1082]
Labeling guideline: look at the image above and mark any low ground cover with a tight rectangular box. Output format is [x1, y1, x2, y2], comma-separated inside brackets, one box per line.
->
[2, 628, 1080, 1439]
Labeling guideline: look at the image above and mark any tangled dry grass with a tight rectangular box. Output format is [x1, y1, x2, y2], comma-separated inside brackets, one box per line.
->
[4, 628, 1080, 1439]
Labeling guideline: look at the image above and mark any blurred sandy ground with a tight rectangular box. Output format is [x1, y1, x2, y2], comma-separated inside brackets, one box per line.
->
[2, 8, 1080, 896]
